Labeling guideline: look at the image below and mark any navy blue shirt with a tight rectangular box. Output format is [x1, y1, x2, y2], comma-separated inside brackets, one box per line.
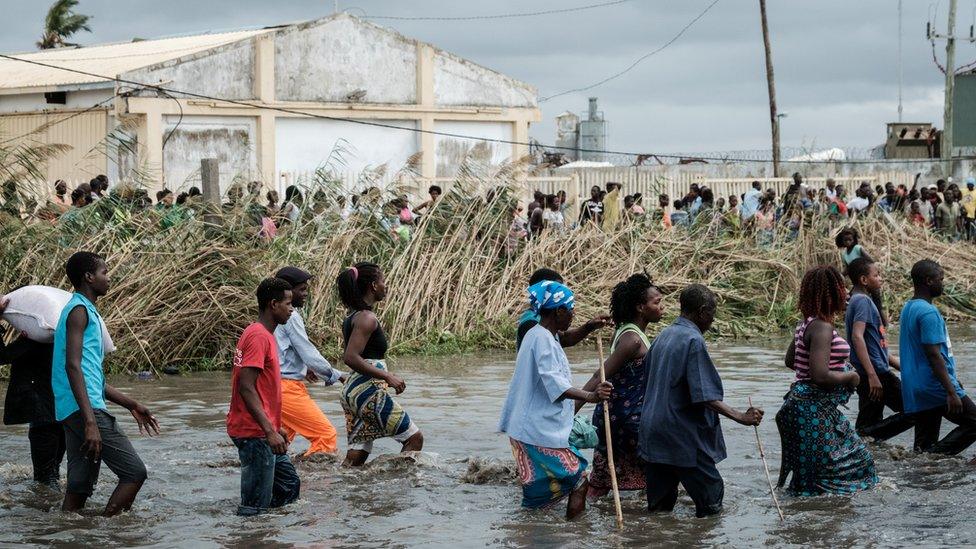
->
[638, 317, 726, 466]
[844, 293, 890, 374]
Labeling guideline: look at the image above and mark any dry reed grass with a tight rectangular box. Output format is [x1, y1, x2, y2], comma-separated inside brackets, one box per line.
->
[1, 188, 974, 374]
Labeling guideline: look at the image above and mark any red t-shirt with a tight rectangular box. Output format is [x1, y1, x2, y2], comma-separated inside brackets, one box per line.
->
[226, 323, 282, 438]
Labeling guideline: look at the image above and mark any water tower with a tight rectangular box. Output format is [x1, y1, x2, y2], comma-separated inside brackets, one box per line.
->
[579, 97, 607, 162]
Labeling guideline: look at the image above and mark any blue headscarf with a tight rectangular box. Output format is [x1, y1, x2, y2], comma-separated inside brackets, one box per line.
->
[527, 280, 575, 313]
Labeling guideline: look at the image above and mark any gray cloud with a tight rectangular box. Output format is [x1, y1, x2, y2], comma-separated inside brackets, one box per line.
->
[1, 0, 969, 155]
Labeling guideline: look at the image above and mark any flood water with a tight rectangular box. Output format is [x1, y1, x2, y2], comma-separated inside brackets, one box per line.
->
[2, 325, 976, 547]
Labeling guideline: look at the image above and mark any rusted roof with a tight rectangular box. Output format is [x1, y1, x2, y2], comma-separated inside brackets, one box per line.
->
[0, 29, 270, 92]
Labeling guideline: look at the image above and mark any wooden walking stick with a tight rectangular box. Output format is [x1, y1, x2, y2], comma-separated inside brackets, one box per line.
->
[596, 337, 624, 529]
[749, 396, 784, 522]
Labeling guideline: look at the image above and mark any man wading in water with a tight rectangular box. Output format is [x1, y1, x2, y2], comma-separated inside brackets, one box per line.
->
[53, 252, 159, 516]
[274, 266, 346, 458]
[227, 278, 300, 516]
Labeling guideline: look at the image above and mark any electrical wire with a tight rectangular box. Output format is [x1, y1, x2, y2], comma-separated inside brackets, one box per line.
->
[364, 0, 629, 21]
[539, 0, 721, 102]
[0, 52, 966, 165]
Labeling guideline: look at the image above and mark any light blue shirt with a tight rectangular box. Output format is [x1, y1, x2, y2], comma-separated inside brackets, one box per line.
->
[741, 189, 762, 220]
[51, 293, 107, 421]
[498, 324, 574, 448]
[275, 310, 341, 384]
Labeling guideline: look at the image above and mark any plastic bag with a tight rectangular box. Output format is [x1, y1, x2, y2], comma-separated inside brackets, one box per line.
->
[569, 414, 598, 449]
[2, 285, 116, 353]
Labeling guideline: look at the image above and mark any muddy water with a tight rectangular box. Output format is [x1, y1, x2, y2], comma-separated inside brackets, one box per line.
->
[1, 326, 976, 547]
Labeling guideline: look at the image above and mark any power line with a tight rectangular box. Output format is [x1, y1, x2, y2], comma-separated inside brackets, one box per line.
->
[539, 0, 722, 102]
[364, 0, 629, 21]
[0, 52, 966, 165]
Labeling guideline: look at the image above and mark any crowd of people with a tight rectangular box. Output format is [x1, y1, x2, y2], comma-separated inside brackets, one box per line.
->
[500, 255, 970, 518]
[514, 172, 976, 246]
[0, 175, 449, 245]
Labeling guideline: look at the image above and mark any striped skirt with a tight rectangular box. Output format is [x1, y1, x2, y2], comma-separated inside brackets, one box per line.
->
[510, 438, 588, 509]
[339, 360, 414, 445]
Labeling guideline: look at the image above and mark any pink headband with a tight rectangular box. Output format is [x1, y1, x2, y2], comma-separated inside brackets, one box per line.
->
[349, 266, 358, 282]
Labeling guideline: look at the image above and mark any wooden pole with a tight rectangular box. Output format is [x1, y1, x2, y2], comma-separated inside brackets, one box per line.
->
[749, 396, 784, 521]
[942, 0, 958, 177]
[597, 337, 624, 529]
[200, 158, 221, 227]
[759, 0, 781, 178]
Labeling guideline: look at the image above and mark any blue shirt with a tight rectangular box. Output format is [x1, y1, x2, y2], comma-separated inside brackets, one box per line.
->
[638, 317, 726, 466]
[51, 293, 107, 421]
[275, 310, 341, 384]
[670, 210, 690, 227]
[899, 299, 964, 413]
[498, 324, 574, 448]
[845, 293, 889, 374]
[740, 189, 762, 220]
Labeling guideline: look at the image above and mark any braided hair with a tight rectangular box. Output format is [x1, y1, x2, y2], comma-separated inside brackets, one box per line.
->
[336, 262, 382, 311]
[798, 265, 847, 321]
[610, 274, 660, 325]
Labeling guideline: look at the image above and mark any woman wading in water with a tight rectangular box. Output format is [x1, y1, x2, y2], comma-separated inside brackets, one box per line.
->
[776, 265, 878, 496]
[336, 262, 423, 466]
[499, 280, 612, 519]
[578, 273, 664, 498]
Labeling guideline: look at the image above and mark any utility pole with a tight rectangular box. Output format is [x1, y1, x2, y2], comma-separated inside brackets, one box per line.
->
[759, 0, 780, 178]
[943, 0, 957, 176]
[898, 0, 903, 122]
[334, 0, 339, 14]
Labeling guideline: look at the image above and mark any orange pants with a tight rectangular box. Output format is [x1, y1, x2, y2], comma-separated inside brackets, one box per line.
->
[280, 379, 338, 456]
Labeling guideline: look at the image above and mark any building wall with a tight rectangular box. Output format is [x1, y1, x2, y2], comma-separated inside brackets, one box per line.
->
[0, 88, 114, 114]
[275, 117, 419, 180]
[434, 121, 513, 177]
[433, 53, 536, 108]
[161, 115, 256, 193]
[0, 109, 107, 185]
[274, 17, 417, 104]
[124, 40, 257, 100]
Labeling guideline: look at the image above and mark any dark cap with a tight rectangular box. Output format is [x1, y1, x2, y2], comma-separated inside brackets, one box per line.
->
[275, 266, 314, 288]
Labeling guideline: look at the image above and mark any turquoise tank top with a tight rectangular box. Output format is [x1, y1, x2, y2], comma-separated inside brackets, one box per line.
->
[51, 293, 106, 421]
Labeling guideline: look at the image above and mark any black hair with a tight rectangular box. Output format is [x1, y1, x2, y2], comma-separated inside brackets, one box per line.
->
[834, 227, 859, 248]
[257, 277, 292, 311]
[336, 262, 383, 311]
[428, 185, 442, 195]
[910, 259, 942, 288]
[799, 265, 847, 320]
[673, 199, 683, 209]
[176, 192, 188, 205]
[610, 274, 660, 325]
[65, 251, 105, 289]
[156, 188, 172, 202]
[529, 268, 563, 286]
[679, 284, 716, 315]
[847, 257, 875, 286]
[89, 177, 101, 191]
[70, 188, 86, 203]
[284, 185, 302, 204]
[188, 187, 201, 197]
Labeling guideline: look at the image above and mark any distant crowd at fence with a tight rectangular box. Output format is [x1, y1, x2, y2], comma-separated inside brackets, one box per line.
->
[513, 172, 976, 248]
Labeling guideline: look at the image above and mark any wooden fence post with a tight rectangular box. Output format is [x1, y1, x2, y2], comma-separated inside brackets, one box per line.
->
[200, 158, 221, 226]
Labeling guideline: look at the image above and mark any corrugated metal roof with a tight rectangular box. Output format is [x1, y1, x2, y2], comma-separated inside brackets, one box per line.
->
[0, 29, 270, 91]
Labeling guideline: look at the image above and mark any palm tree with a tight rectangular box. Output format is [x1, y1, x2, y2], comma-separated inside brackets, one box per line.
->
[37, 0, 92, 50]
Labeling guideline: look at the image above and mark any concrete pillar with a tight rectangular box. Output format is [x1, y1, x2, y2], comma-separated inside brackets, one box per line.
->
[254, 33, 276, 188]
[416, 42, 436, 180]
[512, 120, 529, 163]
[136, 108, 163, 192]
[256, 112, 275, 186]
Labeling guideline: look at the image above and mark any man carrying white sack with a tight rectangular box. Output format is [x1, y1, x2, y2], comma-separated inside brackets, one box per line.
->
[0, 293, 64, 490]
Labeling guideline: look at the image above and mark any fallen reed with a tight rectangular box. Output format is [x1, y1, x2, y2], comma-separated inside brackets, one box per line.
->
[1, 188, 974, 374]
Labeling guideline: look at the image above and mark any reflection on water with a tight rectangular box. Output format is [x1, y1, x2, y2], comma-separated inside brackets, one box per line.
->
[1, 325, 975, 547]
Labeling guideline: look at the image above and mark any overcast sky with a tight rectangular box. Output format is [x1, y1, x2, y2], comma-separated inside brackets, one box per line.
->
[1, 0, 970, 156]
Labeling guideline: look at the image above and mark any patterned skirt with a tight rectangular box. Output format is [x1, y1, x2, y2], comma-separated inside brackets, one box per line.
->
[339, 360, 414, 445]
[775, 382, 878, 496]
[509, 438, 588, 509]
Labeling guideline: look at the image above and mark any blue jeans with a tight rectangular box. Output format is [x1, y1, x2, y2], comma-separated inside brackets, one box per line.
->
[231, 437, 300, 516]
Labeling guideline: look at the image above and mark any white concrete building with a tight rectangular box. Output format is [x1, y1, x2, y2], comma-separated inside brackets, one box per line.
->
[0, 14, 540, 193]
